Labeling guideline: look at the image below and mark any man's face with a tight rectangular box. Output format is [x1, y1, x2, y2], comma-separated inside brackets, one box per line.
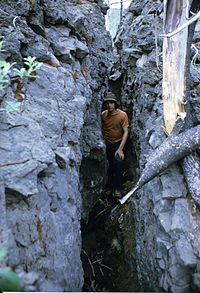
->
[106, 101, 116, 112]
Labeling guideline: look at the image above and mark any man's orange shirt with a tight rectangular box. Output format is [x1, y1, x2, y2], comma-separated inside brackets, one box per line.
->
[101, 109, 129, 144]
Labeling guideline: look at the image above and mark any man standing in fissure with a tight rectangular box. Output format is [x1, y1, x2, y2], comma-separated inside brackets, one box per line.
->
[101, 91, 129, 198]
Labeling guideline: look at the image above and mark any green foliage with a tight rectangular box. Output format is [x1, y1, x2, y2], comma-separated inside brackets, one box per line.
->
[3, 101, 22, 112]
[0, 268, 21, 291]
[13, 56, 42, 78]
[0, 60, 15, 90]
[0, 37, 42, 112]
[0, 248, 21, 291]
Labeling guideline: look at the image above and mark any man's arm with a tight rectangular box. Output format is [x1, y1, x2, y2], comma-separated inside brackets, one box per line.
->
[115, 127, 129, 160]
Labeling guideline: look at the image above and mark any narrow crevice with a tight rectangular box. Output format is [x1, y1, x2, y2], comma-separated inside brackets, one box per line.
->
[81, 200, 117, 292]
[81, 189, 140, 292]
[81, 143, 139, 291]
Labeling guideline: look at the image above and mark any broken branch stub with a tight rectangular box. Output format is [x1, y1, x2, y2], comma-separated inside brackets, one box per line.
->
[162, 0, 189, 134]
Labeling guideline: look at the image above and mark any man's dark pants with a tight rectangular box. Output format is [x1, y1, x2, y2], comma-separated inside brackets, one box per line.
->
[106, 141, 124, 192]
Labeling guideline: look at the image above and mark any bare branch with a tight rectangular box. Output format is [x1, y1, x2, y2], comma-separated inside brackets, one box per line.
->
[191, 43, 200, 65]
[119, 124, 200, 205]
[82, 249, 95, 277]
[161, 10, 200, 38]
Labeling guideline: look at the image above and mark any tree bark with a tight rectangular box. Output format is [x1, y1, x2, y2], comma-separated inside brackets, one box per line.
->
[120, 125, 200, 204]
[162, 0, 188, 134]
[182, 152, 200, 205]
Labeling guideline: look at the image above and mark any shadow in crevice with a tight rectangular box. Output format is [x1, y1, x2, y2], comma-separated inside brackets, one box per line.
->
[81, 141, 138, 291]
[81, 194, 121, 292]
[81, 188, 139, 292]
[124, 138, 138, 185]
[5, 187, 29, 207]
[81, 201, 116, 292]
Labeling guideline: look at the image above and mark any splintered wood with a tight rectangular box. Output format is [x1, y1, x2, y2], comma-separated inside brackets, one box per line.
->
[162, 0, 188, 134]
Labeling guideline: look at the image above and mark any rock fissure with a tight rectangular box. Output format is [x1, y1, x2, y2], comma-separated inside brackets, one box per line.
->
[0, 0, 200, 292]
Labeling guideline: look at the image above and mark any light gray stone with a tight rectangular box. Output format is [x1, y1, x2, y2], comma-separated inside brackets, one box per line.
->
[160, 166, 188, 199]
[171, 199, 191, 233]
[168, 264, 191, 286]
[0, 0, 113, 291]
[176, 236, 197, 268]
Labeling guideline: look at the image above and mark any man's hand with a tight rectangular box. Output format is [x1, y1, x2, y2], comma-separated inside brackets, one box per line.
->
[115, 149, 124, 160]
[115, 128, 128, 160]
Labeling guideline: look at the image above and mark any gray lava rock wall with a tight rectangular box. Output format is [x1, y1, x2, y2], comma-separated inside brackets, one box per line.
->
[0, 0, 113, 291]
[115, 0, 200, 292]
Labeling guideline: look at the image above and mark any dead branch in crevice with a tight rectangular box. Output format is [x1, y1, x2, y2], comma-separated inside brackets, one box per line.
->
[120, 124, 200, 205]
[82, 249, 95, 278]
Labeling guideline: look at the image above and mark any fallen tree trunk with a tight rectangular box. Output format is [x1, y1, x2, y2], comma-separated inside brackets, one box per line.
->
[182, 152, 200, 206]
[120, 124, 200, 204]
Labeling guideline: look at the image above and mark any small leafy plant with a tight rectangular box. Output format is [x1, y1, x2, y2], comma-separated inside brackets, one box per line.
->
[0, 101, 22, 113]
[0, 37, 15, 91]
[13, 56, 42, 78]
[0, 36, 42, 112]
[0, 61, 15, 91]
[0, 247, 21, 291]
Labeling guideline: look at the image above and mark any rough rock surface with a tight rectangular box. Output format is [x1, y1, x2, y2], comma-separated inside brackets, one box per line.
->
[112, 0, 200, 292]
[0, 0, 113, 291]
[1, 0, 200, 292]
